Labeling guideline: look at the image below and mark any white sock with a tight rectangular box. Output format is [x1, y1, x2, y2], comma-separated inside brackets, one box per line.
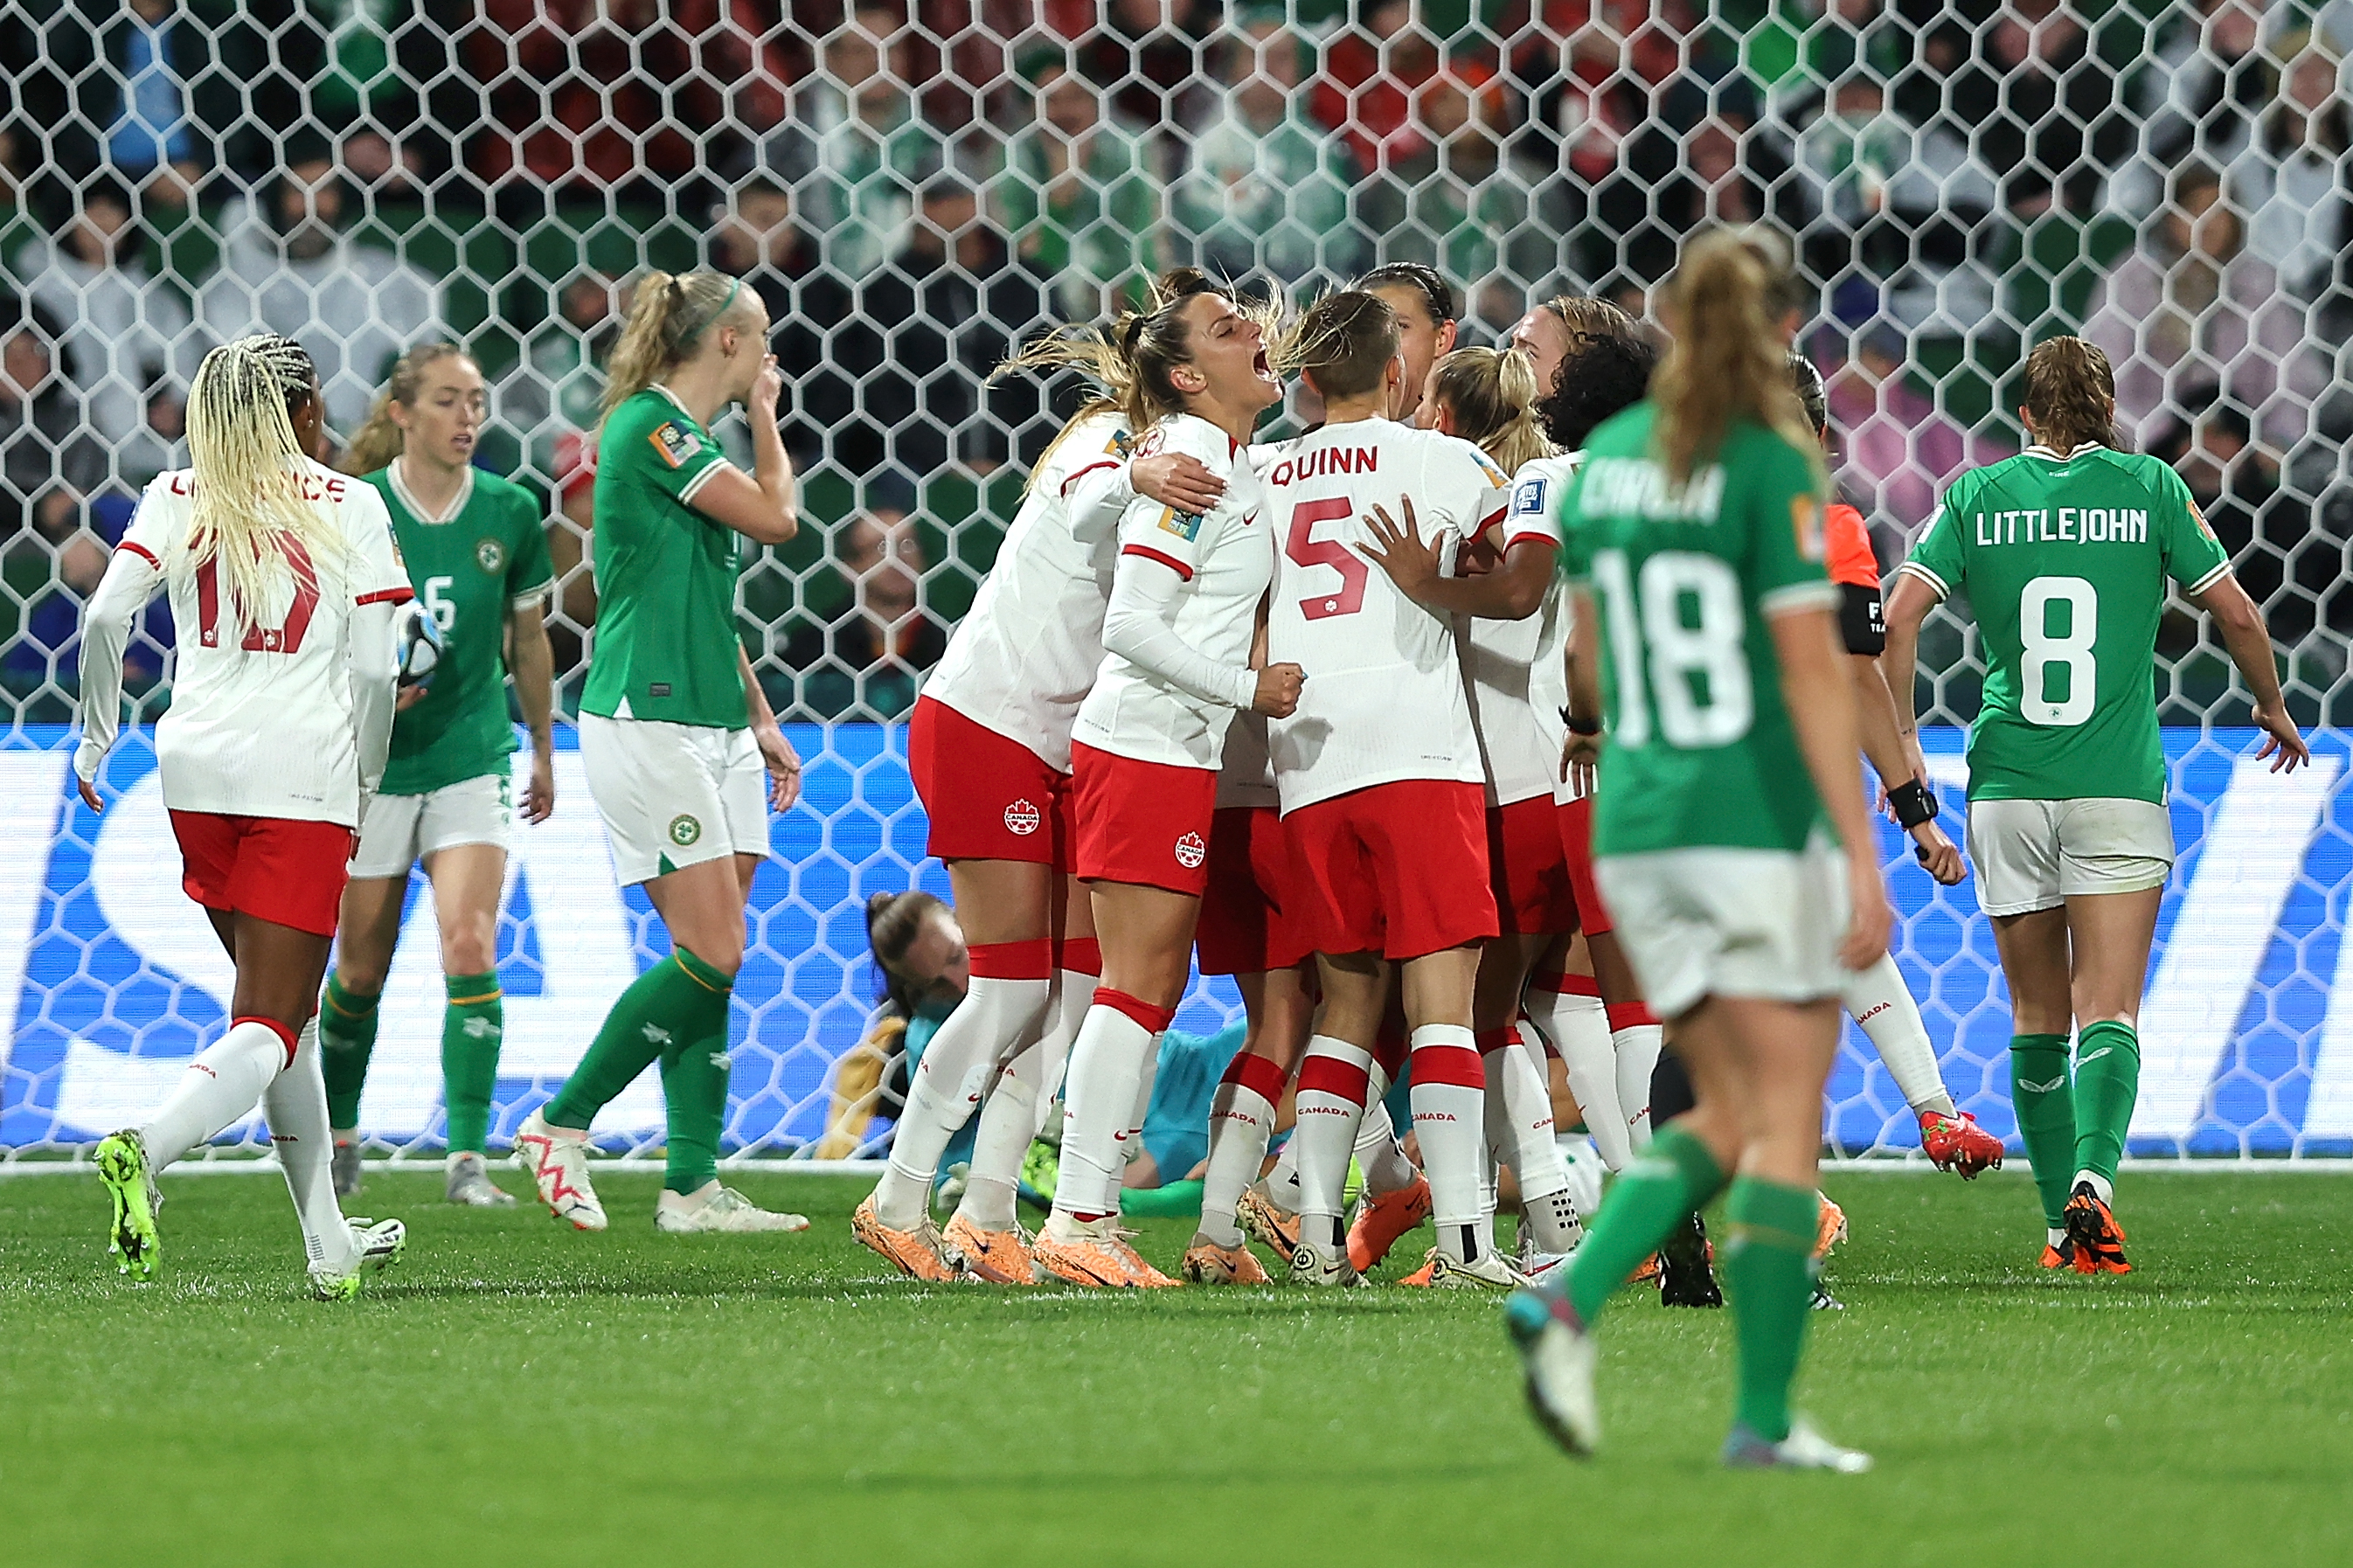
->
[1291, 1033, 1373, 1253]
[142, 1019, 286, 1169]
[1351, 1053, 1417, 1196]
[1611, 1020, 1663, 1149]
[1126, 1031, 1162, 1147]
[1557, 1132, 1606, 1224]
[2047, 1225, 2068, 1248]
[1045, 997, 1161, 1233]
[1407, 1024, 1489, 1264]
[1536, 986, 1626, 1169]
[2073, 1169, 2114, 1204]
[1489, 1021, 1579, 1252]
[1261, 1128, 1304, 1210]
[1843, 952, 1957, 1117]
[1197, 1052, 1284, 1249]
[263, 1016, 358, 1276]
[955, 962, 1091, 1232]
[874, 974, 1051, 1229]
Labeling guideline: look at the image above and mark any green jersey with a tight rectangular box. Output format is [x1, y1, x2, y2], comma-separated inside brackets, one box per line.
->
[1558, 404, 1836, 857]
[368, 464, 555, 797]
[1902, 443, 2230, 803]
[580, 388, 750, 731]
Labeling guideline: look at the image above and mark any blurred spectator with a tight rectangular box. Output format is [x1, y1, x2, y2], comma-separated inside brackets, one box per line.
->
[308, 0, 477, 192]
[996, 53, 1160, 321]
[807, 6, 947, 281]
[1384, 59, 1515, 297]
[2228, 38, 2350, 304]
[1073, 0, 1217, 143]
[198, 158, 443, 434]
[17, 177, 197, 449]
[0, 298, 104, 546]
[707, 177, 856, 476]
[1173, 19, 1361, 290]
[472, 0, 698, 201]
[2111, 0, 2269, 218]
[2177, 403, 2336, 646]
[1823, 324, 2010, 535]
[1950, 0, 2132, 216]
[1794, 75, 1911, 291]
[1311, 2, 1449, 176]
[503, 270, 620, 482]
[1614, 80, 1794, 287]
[783, 513, 946, 720]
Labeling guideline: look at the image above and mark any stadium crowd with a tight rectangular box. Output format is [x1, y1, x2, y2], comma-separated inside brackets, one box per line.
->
[3, 0, 2352, 725]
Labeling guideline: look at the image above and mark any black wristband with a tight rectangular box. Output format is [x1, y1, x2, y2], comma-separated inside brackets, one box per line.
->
[1565, 711, 1602, 737]
[1889, 780, 1938, 830]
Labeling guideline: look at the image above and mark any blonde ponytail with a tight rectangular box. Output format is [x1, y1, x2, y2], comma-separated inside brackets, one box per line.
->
[1431, 346, 1556, 475]
[599, 269, 756, 419]
[1651, 231, 1820, 489]
[180, 334, 346, 635]
[341, 342, 472, 476]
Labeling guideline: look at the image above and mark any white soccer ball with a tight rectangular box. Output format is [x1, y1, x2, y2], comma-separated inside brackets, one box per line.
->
[394, 598, 443, 689]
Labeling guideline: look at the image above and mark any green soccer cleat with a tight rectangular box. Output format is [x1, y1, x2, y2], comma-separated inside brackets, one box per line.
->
[95, 1128, 163, 1280]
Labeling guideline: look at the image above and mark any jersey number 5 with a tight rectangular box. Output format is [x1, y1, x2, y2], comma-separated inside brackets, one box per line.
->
[195, 541, 320, 655]
[1285, 498, 1366, 621]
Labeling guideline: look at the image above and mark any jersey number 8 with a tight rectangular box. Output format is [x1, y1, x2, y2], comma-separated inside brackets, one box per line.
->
[1593, 549, 1753, 749]
[2019, 575, 2097, 727]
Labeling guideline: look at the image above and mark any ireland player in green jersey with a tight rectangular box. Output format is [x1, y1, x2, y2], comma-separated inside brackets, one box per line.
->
[321, 344, 557, 1207]
[1506, 233, 1891, 1473]
[1884, 336, 2308, 1273]
[510, 269, 811, 1235]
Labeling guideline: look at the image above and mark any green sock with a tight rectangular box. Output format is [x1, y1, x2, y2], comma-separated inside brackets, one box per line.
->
[318, 972, 381, 1131]
[1722, 1177, 1820, 1444]
[2072, 1020, 2141, 1188]
[2009, 1032, 2077, 1228]
[441, 970, 504, 1155]
[545, 952, 723, 1131]
[658, 947, 734, 1196]
[1561, 1123, 1729, 1326]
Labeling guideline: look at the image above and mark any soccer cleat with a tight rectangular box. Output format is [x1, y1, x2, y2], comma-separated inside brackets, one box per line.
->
[1809, 1284, 1845, 1310]
[1503, 1288, 1600, 1459]
[95, 1128, 163, 1280]
[1288, 1232, 1360, 1287]
[1236, 1187, 1301, 1263]
[1345, 1173, 1433, 1273]
[1031, 1220, 1179, 1288]
[943, 1213, 1043, 1285]
[851, 1195, 963, 1281]
[1814, 1194, 1848, 1260]
[1626, 1252, 1662, 1285]
[332, 1137, 363, 1198]
[1402, 1247, 1527, 1289]
[2062, 1183, 2133, 1274]
[1657, 1211, 1723, 1308]
[310, 1217, 406, 1301]
[1919, 1110, 2004, 1178]
[511, 1110, 607, 1232]
[1723, 1418, 1873, 1473]
[445, 1151, 517, 1207]
[1017, 1136, 1060, 1211]
[2038, 1237, 2079, 1271]
[656, 1183, 810, 1233]
[1181, 1237, 1273, 1285]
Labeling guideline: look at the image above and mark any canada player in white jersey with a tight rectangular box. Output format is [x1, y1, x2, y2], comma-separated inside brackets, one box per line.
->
[73, 336, 412, 1298]
[1257, 289, 1517, 1287]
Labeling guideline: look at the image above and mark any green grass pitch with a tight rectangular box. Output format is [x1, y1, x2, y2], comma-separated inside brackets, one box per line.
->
[4, 1167, 2349, 1565]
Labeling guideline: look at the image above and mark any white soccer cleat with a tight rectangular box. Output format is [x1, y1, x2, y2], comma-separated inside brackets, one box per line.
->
[311, 1217, 406, 1301]
[1504, 1288, 1601, 1458]
[1406, 1247, 1530, 1289]
[656, 1183, 810, 1233]
[1722, 1418, 1874, 1474]
[511, 1109, 607, 1231]
[1288, 1232, 1360, 1287]
[446, 1151, 517, 1206]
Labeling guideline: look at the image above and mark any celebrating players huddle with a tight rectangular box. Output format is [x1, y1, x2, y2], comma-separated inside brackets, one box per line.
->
[66, 227, 2305, 1474]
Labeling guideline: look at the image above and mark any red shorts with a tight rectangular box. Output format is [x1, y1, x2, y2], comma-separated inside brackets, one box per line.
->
[1070, 741, 1218, 897]
[169, 810, 355, 938]
[1196, 806, 1309, 976]
[1489, 796, 1579, 936]
[1555, 795, 1613, 935]
[908, 695, 1074, 869]
[1285, 780, 1498, 961]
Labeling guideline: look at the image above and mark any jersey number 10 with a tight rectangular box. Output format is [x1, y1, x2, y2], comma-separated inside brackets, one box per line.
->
[1593, 549, 1754, 749]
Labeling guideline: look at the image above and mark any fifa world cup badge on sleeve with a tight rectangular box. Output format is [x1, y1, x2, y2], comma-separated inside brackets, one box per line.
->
[1793, 496, 1825, 562]
[649, 420, 703, 468]
[1159, 507, 1205, 541]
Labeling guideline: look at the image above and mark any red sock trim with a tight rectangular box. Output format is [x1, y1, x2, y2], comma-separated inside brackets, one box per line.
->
[1093, 987, 1174, 1035]
[1409, 1044, 1487, 1091]
[1057, 936, 1102, 977]
[968, 938, 1054, 981]
[1531, 971, 1602, 997]
[234, 1014, 300, 1068]
[1370, 1024, 1410, 1080]
[1223, 1050, 1289, 1106]
[1607, 1002, 1659, 1031]
[1475, 1026, 1518, 1055]
[1296, 1051, 1371, 1106]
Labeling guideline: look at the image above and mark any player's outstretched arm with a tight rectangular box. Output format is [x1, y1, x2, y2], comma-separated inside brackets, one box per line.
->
[1848, 651, 1963, 885]
[1770, 604, 1891, 970]
[2187, 572, 2310, 773]
[71, 545, 161, 811]
[508, 599, 558, 823]
[1358, 497, 1551, 620]
[1880, 571, 1939, 765]
[739, 642, 802, 811]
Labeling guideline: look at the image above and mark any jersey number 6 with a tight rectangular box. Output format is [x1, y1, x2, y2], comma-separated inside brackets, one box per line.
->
[194, 541, 320, 655]
[1285, 497, 1367, 621]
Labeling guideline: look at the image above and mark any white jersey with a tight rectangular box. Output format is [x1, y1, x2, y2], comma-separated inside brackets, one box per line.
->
[1262, 418, 1507, 814]
[1071, 413, 1272, 772]
[922, 411, 1128, 771]
[113, 460, 412, 823]
[1464, 452, 1579, 807]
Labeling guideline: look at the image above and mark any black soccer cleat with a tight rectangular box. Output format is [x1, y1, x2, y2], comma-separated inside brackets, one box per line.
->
[1657, 1211, 1723, 1308]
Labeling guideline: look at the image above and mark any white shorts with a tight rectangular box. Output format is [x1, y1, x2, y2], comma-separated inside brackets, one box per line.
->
[1593, 837, 1850, 1019]
[351, 772, 513, 880]
[1968, 797, 2174, 917]
[579, 714, 767, 886]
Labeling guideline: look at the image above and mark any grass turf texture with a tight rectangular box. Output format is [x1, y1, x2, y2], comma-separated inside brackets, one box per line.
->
[4, 1169, 2348, 1565]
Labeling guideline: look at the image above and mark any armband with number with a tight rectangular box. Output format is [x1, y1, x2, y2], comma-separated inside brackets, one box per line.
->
[1889, 780, 1938, 830]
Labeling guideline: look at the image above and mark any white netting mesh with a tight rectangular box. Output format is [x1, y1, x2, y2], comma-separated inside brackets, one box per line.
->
[4, 2, 2351, 1160]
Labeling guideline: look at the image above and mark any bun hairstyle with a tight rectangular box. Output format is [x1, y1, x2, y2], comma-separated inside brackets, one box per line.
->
[1357, 260, 1458, 329]
[179, 333, 347, 635]
[1536, 319, 1659, 452]
[866, 888, 950, 1018]
[1429, 347, 1554, 474]
[600, 269, 757, 419]
[1650, 230, 1820, 489]
[1274, 288, 1399, 402]
[2020, 336, 2123, 453]
[342, 341, 473, 476]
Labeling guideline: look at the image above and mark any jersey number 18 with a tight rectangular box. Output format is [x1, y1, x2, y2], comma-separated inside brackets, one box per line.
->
[1593, 548, 1753, 749]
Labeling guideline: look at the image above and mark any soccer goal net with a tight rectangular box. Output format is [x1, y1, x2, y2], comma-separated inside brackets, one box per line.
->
[3, 3, 2350, 1163]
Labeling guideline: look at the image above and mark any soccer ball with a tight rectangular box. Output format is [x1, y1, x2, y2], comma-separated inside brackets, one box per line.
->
[394, 599, 443, 690]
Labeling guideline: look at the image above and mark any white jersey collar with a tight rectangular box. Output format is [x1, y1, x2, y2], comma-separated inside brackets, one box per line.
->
[2023, 441, 2103, 461]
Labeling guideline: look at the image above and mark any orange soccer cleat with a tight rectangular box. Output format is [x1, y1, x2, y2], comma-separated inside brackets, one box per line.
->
[1814, 1194, 1849, 1261]
[941, 1213, 1042, 1285]
[1181, 1238, 1272, 1285]
[2038, 1237, 2078, 1270]
[1919, 1111, 2005, 1178]
[851, 1195, 963, 1282]
[1235, 1187, 1301, 1263]
[2062, 1183, 2133, 1274]
[1032, 1222, 1181, 1288]
[1345, 1174, 1433, 1273]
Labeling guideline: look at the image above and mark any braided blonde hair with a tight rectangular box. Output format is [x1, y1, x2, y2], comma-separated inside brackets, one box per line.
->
[180, 335, 346, 634]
